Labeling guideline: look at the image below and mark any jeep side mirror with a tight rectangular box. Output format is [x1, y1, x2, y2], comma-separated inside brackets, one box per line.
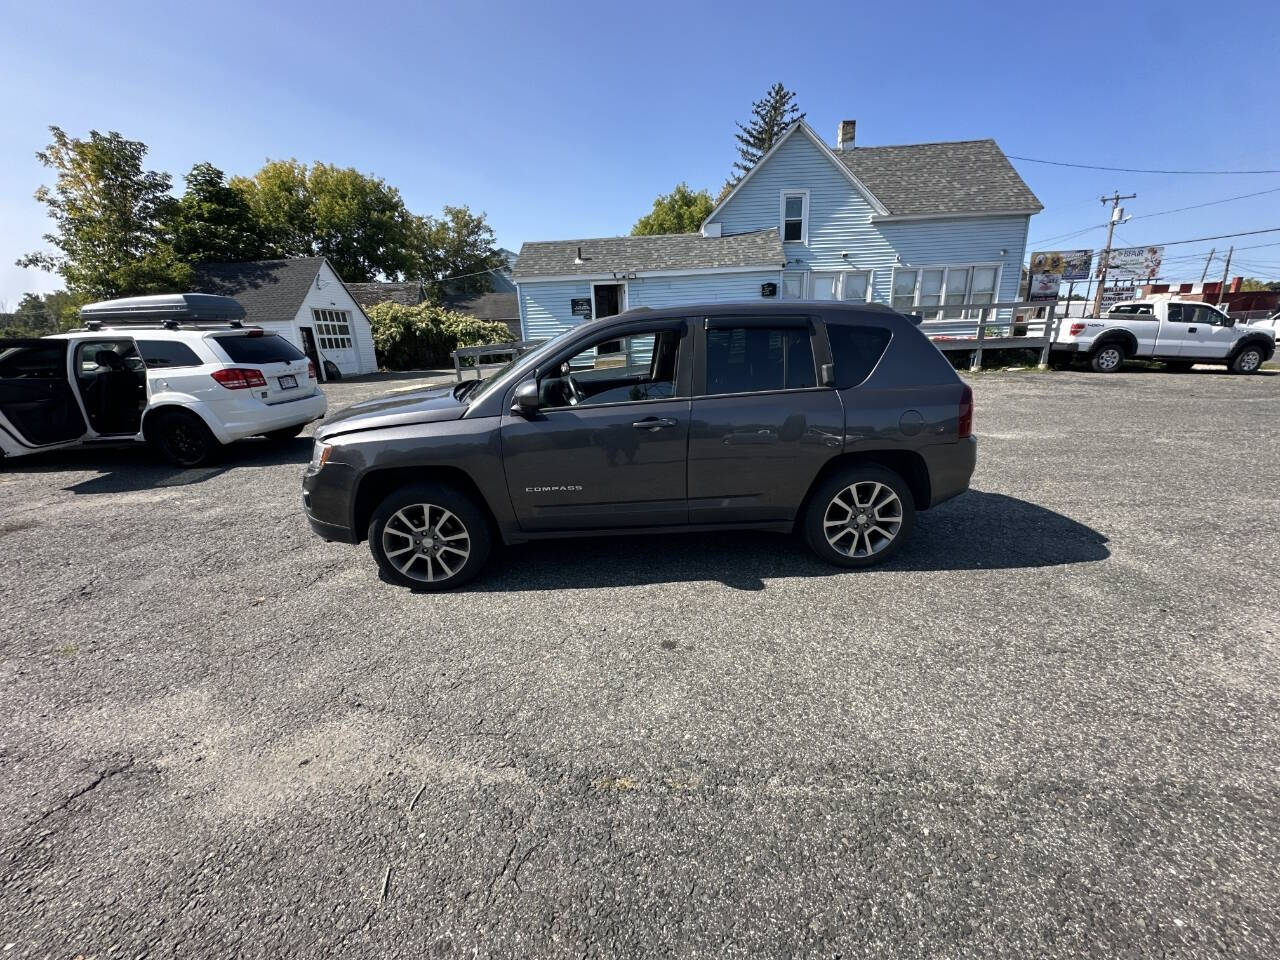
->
[511, 379, 539, 417]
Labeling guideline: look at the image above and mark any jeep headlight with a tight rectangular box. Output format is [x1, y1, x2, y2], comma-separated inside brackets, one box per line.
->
[310, 441, 333, 469]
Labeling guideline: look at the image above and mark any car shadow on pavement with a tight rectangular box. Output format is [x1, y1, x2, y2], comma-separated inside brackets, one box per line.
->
[3, 438, 313, 495]
[470, 491, 1109, 592]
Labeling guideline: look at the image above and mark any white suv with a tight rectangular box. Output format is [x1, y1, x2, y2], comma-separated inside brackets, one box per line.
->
[0, 293, 327, 466]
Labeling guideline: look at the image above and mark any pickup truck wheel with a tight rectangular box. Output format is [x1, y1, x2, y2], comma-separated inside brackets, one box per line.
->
[1230, 346, 1265, 374]
[368, 484, 491, 590]
[151, 410, 220, 467]
[1090, 344, 1126, 373]
[802, 466, 916, 568]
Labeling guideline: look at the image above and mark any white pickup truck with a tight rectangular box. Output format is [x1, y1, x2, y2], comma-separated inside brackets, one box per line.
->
[1050, 299, 1276, 373]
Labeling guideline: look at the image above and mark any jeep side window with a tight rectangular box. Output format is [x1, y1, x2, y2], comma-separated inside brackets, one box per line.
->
[826, 324, 893, 388]
[539, 328, 681, 409]
[704, 327, 815, 395]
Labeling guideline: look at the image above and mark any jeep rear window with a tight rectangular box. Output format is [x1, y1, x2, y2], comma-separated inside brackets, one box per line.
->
[136, 340, 203, 368]
[213, 333, 305, 364]
[827, 324, 892, 388]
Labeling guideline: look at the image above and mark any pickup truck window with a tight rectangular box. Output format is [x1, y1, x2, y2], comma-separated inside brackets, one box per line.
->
[1167, 304, 1185, 322]
[1110, 303, 1153, 315]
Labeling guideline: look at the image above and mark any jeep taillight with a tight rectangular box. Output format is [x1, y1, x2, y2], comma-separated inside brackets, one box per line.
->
[307, 361, 316, 380]
[1069, 322, 1086, 336]
[958, 384, 973, 439]
[211, 367, 268, 390]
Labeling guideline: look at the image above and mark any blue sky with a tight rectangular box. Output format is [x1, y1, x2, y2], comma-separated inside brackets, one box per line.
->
[3, 0, 1279, 304]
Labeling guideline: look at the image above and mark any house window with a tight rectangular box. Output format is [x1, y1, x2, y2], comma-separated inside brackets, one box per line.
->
[840, 271, 872, 302]
[780, 191, 808, 243]
[312, 308, 353, 351]
[891, 266, 1000, 321]
[781, 272, 805, 299]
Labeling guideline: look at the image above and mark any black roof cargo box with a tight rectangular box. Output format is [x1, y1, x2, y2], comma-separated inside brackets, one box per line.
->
[80, 293, 247, 326]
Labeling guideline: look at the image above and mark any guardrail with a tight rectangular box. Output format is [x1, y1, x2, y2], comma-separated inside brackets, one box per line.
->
[910, 299, 1068, 370]
[449, 301, 1078, 380]
[450, 340, 541, 381]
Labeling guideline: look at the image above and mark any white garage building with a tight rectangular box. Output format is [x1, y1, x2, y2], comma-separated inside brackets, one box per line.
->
[193, 257, 378, 380]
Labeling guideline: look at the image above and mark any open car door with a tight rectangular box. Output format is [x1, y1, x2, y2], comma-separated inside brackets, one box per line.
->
[0, 339, 89, 452]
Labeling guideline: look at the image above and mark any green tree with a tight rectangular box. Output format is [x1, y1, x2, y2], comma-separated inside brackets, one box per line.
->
[17, 126, 190, 297]
[366, 301, 512, 369]
[412, 205, 505, 296]
[631, 183, 716, 235]
[231, 160, 419, 282]
[1238, 277, 1280, 292]
[0, 290, 82, 337]
[170, 162, 269, 264]
[728, 83, 804, 186]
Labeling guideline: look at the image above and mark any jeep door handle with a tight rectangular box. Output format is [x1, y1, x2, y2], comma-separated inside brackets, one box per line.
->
[632, 417, 678, 431]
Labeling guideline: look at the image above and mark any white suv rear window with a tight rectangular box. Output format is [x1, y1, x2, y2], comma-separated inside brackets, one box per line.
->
[215, 334, 306, 364]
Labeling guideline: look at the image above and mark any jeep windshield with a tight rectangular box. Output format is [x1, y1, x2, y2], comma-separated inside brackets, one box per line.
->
[461, 328, 577, 406]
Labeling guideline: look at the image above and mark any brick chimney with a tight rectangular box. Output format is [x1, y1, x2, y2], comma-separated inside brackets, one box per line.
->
[837, 120, 856, 151]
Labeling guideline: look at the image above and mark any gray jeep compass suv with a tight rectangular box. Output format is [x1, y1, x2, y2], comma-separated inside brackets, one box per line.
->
[302, 302, 976, 590]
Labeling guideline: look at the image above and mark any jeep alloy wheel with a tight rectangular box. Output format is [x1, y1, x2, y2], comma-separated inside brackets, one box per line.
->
[380, 503, 471, 583]
[823, 481, 904, 558]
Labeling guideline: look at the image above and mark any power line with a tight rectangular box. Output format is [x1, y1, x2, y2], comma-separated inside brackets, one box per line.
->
[1146, 226, 1280, 247]
[1008, 155, 1280, 175]
[1027, 186, 1280, 247]
[1129, 186, 1280, 221]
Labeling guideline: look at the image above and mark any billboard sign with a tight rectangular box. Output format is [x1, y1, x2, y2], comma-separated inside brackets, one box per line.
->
[1099, 283, 1137, 313]
[1103, 245, 1163, 278]
[1030, 249, 1093, 281]
[1028, 249, 1094, 301]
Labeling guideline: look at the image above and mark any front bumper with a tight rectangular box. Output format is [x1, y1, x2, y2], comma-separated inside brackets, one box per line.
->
[302, 459, 360, 543]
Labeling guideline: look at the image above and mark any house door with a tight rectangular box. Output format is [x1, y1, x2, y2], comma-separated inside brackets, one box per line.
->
[299, 326, 324, 382]
[592, 283, 625, 319]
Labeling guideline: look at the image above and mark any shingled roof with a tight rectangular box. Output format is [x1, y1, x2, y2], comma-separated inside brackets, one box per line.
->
[192, 257, 330, 326]
[513, 229, 785, 279]
[836, 138, 1042, 217]
[345, 281, 426, 310]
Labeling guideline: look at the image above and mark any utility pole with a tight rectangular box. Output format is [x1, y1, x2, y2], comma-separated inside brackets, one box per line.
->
[1199, 248, 1216, 284]
[1217, 246, 1234, 307]
[1091, 191, 1137, 317]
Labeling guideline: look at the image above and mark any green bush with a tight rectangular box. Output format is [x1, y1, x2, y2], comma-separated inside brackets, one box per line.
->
[366, 302, 513, 370]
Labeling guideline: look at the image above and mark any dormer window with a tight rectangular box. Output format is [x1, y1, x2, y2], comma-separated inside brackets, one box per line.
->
[780, 191, 808, 243]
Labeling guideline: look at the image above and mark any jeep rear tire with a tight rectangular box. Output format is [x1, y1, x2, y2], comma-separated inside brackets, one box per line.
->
[1230, 345, 1265, 375]
[368, 483, 492, 590]
[802, 465, 916, 568]
[1090, 343, 1126, 373]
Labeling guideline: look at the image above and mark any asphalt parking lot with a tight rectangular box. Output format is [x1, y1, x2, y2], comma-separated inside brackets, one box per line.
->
[2, 366, 1278, 957]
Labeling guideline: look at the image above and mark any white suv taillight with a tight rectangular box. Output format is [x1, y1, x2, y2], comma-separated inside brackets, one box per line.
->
[307, 361, 317, 380]
[211, 367, 268, 390]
